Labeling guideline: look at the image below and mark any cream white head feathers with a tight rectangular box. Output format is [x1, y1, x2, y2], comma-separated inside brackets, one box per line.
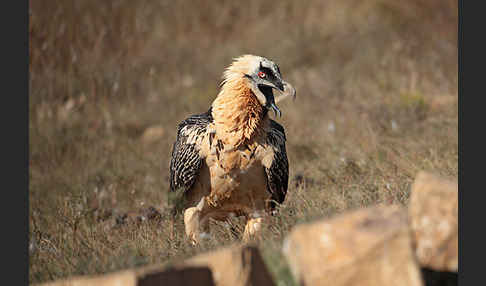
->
[218, 55, 296, 117]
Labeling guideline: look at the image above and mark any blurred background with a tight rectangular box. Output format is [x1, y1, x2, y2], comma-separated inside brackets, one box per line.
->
[29, 0, 458, 284]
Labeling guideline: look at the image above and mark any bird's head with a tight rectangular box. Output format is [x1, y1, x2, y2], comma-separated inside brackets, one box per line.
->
[221, 55, 296, 117]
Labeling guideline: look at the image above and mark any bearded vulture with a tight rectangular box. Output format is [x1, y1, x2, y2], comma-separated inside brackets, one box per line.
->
[169, 55, 296, 244]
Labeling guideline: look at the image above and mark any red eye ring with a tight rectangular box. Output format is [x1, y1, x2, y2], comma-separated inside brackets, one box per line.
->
[258, 71, 266, 78]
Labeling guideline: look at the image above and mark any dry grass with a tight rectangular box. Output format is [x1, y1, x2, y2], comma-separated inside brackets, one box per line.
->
[29, 0, 457, 284]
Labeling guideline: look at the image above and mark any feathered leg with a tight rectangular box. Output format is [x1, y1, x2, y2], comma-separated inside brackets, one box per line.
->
[184, 197, 210, 245]
[242, 212, 267, 242]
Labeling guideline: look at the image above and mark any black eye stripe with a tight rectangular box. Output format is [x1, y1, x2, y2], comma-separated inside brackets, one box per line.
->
[260, 67, 275, 78]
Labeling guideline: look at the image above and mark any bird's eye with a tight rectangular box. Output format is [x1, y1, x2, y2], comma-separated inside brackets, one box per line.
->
[258, 71, 266, 78]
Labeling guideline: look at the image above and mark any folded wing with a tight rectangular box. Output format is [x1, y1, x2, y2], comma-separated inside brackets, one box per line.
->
[169, 108, 213, 194]
[264, 120, 289, 210]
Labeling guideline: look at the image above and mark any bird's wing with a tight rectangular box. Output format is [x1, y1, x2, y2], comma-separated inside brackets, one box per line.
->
[265, 119, 289, 209]
[169, 108, 213, 194]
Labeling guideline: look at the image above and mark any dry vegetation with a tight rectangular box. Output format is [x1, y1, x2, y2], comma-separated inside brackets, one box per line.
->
[29, 0, 458, 284]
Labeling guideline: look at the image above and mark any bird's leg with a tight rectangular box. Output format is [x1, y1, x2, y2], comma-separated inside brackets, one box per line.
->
[184, 197, 210, 245]
[242, 212, 266, 243]
[184, 207, 200, 245]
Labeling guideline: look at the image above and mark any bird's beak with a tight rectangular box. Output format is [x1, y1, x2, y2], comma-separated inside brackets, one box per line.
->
[274, 80, 296, 103]
[269, 80, 296, 117]
[244, 73, 296, 118]
[283, 81, 296, 100]
[274, 81, 285, 93]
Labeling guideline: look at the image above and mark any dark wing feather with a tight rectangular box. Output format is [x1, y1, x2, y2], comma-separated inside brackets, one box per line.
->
[265, 120, 289, 210]
[169, 108, 213, 194]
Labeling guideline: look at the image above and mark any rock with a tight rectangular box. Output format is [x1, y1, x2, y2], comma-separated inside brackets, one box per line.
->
[137, 266, 215, 286]
[57, 98, 77, 122]
[37, 266, 215, 286]
[421, 268, 458, 286]
[182, 244, 276, 286]
[36, 245, 273, 286]
[140, 125, 165, 144]
[37, 270, 136, 286]
[283, 205, 423, 286]
[409, 171, 458, 272]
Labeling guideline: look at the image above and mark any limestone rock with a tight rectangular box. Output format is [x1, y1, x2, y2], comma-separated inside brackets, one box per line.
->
[37, 270, 136, 286]
[38, 266, 215, 286]
[182, 244, 276, 286]
[283, 205, 423, 286]
[409, 171, 458, 272]
[36, 245, 274, 286]
[137, 266, 215, 286]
